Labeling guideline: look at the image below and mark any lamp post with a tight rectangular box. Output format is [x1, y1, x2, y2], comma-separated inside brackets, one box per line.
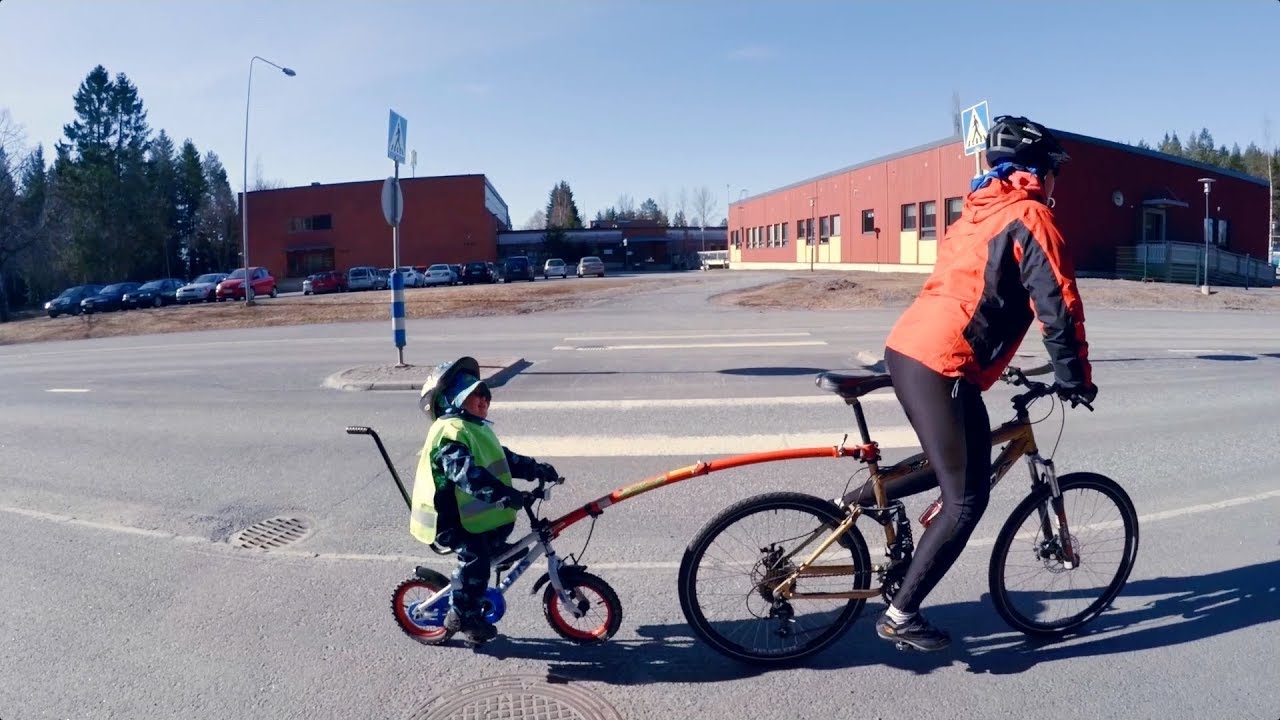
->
[1196, 177, 1215, 295]
[242, 56, 296, 306]
[809, 196, 817, 273]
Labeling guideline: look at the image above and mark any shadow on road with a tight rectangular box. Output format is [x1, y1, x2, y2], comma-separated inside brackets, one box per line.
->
[476, 559, 1280, 683]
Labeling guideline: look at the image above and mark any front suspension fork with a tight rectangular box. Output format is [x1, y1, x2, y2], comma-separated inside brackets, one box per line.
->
[1036, 458, 1079, 568]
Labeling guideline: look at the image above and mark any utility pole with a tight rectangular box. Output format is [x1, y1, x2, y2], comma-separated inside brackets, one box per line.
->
[809, 195, 817, 272]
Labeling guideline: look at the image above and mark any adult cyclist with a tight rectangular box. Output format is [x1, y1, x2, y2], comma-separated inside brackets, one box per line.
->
[855, 115, 1097, 652]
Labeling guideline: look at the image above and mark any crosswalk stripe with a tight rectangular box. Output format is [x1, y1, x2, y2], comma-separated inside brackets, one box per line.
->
[553, 340, 828, 351]
[497, 393, 897, 410]
[499, 428, 919, 457]
[564, 332, 814, 341]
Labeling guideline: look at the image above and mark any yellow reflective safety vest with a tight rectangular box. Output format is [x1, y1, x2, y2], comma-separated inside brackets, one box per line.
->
[410, 415, 516, 545]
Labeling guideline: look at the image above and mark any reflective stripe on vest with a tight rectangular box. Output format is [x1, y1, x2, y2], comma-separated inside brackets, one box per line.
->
[409, 416, 516, 545]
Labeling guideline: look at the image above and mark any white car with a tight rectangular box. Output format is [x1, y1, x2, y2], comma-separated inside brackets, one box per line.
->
[176, 273, 228, 304]
[543, 258, 568, 279]
[395, 266, 427, 288]
[423, 264, 455, 287]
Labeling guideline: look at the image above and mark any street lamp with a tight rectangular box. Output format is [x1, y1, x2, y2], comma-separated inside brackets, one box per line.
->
[1197, 177, 1215, 295]
[809, 196, 817, 273]
[242, 56, 296, 306]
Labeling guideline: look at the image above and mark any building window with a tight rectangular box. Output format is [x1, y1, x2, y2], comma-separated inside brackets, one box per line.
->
[945, 197, 963, 228]
[799, 218, 813, 244]
[831, 214, 841, 237]
[781, 222, 788, 246]
[288, 214, 334, 232]
[862, 209, 875, 234]
[920, 201, 937, 238]
[901, 203, 917, 231]
[819, 216, 830, 243]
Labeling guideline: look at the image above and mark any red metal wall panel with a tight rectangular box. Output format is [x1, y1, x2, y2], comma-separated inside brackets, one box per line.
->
[244, 175, 500, 277]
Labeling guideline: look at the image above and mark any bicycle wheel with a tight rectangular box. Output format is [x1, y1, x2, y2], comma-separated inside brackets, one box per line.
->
[391, 569, 452, 644]
[542, 570, 623, 645]
[989, 472, 1139, 638]
[678, 492, 872, 665]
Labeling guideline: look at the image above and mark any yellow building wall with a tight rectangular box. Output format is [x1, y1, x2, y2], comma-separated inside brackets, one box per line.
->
[917, 238, 937, 264]
[899, 231, 919, 264]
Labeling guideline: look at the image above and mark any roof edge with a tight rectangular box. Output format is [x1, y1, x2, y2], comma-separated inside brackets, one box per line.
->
[1051, 129, 1269, 188]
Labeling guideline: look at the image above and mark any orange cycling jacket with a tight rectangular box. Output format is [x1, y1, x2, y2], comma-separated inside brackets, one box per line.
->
[885, 171, 1091, 392]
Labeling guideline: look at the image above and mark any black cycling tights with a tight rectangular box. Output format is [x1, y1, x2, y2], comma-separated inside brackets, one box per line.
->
[862, 347, 992, 614]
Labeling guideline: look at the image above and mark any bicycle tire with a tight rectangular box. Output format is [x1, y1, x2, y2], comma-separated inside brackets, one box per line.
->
[391, 569, 452, 644]
[542, 570, 624, 645]
[678, 492, 872, 665]
[988, 472, 1139, 638]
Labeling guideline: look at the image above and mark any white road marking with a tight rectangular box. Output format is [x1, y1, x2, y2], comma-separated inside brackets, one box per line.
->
[565, 332, 814, 341]
[553, 340, 828, 351]
[498, 394, 897, 410]
[3, 488, 1277, 571]
[496, 429, 920, 456]
[45, 388, 91, 393]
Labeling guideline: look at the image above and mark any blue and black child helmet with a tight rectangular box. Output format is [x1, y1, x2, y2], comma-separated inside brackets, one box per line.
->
[985, 115, 1071, 176]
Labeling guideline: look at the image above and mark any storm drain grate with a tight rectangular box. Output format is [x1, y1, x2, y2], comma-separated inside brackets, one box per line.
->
[407, 674, 622, 720]
[229, 516, 314, 550]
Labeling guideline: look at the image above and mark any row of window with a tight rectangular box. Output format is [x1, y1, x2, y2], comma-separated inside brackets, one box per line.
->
[731, 215, 844, 249]
[288, 214, 334, 232]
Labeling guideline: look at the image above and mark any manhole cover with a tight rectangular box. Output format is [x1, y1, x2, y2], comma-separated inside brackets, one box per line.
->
[407, 674, 622, 720]
[229, 516, 314, 550]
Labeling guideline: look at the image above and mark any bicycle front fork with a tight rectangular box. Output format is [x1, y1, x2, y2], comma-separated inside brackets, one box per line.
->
[1034, 457, 1079, 569]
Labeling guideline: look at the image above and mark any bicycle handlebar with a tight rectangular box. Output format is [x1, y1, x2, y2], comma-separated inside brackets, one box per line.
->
[1001, 365, 1094, 412]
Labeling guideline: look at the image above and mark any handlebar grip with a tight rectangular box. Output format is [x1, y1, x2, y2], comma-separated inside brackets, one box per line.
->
[345, 426, 372, 435]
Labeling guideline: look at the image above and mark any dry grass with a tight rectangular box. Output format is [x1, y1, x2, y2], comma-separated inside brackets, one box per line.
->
[0, 279, 643, 346]
[713, 271, 1280, 313]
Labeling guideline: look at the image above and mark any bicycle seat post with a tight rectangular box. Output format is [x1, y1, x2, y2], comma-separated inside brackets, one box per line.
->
[847, 398, 873, 446]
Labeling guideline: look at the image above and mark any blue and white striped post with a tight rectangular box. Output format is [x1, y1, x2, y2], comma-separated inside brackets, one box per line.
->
[390, 261, 406, 361]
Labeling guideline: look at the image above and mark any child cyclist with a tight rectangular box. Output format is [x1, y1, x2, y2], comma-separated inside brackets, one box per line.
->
[410, 356, 559, 645]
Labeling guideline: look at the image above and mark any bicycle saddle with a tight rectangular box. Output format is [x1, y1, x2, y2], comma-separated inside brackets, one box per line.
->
[815, 369, 893, 399]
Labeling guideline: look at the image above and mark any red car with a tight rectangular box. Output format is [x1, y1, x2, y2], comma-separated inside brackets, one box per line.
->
[303, 271, 347, 295]
[216, 267, 277, 301]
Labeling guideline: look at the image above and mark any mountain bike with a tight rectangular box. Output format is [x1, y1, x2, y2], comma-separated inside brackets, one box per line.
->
[345, 426, 624, 646]
[677, 364, 1140, 665]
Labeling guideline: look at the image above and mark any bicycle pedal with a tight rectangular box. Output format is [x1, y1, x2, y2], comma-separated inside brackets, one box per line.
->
[894, 641, 913, 652]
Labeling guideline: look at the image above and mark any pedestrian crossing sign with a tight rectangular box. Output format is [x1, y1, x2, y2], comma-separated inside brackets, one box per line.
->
[961, 101, 990, 157]
[387, 110, 408, 164]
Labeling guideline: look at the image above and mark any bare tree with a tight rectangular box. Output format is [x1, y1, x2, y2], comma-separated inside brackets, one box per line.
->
[616, 193, 636, 217]
[951, 91, 962, 136]
[251, 157, 285, 191]
[691, 185, 716, 228]
[521, 209, 546, 230]
[657, 190, 670, 220]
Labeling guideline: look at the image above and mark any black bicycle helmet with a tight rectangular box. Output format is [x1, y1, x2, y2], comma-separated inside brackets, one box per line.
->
[985, 115, 1070, 175]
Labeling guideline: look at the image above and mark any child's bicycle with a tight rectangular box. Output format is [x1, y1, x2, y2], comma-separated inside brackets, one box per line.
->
[345, 426, 623, 646]
[676, 364, 1140, 664]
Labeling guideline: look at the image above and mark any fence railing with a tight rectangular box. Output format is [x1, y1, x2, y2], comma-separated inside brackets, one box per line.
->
[1116, 242, 1276, 288]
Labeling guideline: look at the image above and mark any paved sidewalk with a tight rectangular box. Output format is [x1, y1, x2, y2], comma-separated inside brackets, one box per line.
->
[323, 357, 528, 391]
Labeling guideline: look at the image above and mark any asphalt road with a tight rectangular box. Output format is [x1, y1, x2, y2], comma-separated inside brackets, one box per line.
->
[2, 271, 1278, 720]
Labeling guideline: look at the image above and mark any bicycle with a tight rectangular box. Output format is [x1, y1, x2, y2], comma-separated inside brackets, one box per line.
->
[677, 364, 1140, 665]
[345, 426, 624, 646]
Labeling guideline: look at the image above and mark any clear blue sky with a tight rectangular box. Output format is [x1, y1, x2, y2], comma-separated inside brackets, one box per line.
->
[2, 1, 1276, 226]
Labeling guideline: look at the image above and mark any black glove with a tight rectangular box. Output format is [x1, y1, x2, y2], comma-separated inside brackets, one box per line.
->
[496, 486, 526, 510]
[1057, 382, 1098, 407]
[535, 462, 560, 484]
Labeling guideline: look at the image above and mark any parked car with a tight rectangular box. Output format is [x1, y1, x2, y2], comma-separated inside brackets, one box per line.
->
[395, 266, 428, 288]
[485, 262, 501, 283]
[543, 258, 568, 279]
[216, 267, 277, 301]
[176, 273, 228, 304]
[576, 256, 605, 278]
[303, 270, 347, 295]
[503, 256, 536, 282]
[45, 284, 104, 318]
[346, 266, 380, 291]
[374, 268, 390, 290]
[423, 264, 454, 287]
[80, 282, 141, 313]
[123, 278, 184, 308]
[461, 261, 496, 285]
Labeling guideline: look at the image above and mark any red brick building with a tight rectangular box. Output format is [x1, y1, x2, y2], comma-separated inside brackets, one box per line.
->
[241, 174, 510, 282]
[730, 131, 1272, 284]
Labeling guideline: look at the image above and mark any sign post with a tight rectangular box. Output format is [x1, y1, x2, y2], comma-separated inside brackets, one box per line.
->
[385, 109, 409, 366]
[961, 100, 990, 177]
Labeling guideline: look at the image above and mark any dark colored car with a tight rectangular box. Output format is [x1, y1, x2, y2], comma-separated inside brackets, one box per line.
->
[123, 278, 184, 309]
[503, 256, 536, 282]
[461, 261, 496, 285]
[303, 271, 347, 295]
[80, 282, 141, 314]
[44, 284, 104, 318]
[449, 264, 464, 285]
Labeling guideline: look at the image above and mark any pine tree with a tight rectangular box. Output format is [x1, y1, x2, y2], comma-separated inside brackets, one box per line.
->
[0, 148, 20, 320]
[173, 140, 207, 278]
[545, 180, 583, 229]
[195, 151, 239, 274]
[1157, 132, 1183, 157]
[147, 130, 179, 279]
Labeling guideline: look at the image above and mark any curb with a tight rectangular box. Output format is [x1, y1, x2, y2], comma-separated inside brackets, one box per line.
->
[323, 357, 529, 392]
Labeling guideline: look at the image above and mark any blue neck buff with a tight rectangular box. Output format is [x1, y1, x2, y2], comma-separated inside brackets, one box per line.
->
[970, 162, 1043, 193]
